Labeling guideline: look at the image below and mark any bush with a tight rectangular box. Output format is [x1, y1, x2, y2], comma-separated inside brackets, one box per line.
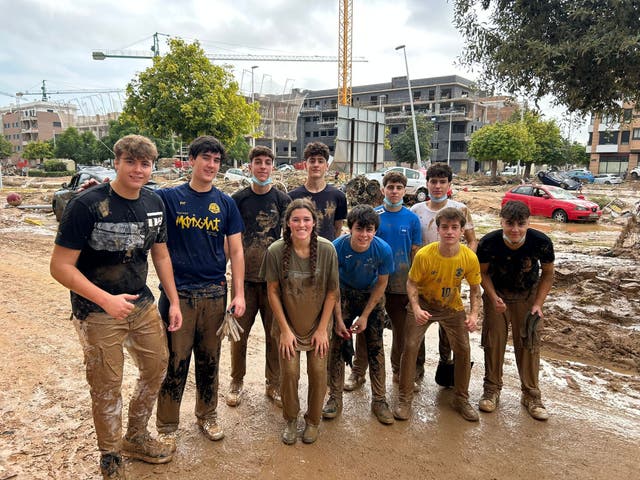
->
[27, 169, 75, 177]
[43, 160, 68, 172]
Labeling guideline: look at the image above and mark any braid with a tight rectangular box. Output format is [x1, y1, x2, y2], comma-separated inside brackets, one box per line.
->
[309, 230, 318, 284]
[282, 227, 292, 279]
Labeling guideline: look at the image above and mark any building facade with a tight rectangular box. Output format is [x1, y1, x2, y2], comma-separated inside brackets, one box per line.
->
[586, 105, 640, 174]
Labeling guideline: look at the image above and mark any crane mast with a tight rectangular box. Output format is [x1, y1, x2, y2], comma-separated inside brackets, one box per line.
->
[338, 0, 353, 106]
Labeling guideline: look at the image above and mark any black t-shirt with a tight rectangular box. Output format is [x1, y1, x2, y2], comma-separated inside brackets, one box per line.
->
[288, 184, 347, 241]
[476, 228, 555, 294]
[232, 186, 291, 282]
[55, 183, 167, 319]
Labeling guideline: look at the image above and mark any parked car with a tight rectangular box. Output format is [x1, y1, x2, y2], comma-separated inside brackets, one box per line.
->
[593, 173, 623, 185]
[276, 163, 294, 172]
[502, 184, 601, 223]
[628, 166, 640, 180]
[364, 166, 428, 201]
[223, 168, 249, 182]
[51, 167, 160, 221]
[537, 171, 582, 190]
[565, 168, 595, 183]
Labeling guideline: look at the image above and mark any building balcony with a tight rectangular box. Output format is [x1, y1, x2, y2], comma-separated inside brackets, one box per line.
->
[595, 145, 620, 153]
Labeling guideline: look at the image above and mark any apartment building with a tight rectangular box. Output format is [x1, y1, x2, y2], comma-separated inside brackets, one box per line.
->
[586, 105, 640, 174]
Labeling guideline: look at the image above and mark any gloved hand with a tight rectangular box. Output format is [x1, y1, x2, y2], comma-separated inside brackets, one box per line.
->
[522, 311, 541, 350]
[216, 306, 245, 342]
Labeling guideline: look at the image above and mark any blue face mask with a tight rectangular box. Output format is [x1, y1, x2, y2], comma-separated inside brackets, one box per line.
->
[383, 197, 403, 208]
[251, 175, 272, 186]
[429, 194, 448, 203]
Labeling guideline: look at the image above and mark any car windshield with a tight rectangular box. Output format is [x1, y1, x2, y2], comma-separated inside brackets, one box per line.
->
[546, 186, 578, 199]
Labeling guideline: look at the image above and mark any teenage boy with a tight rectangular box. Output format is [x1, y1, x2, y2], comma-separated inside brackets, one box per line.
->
[226, 146, 291, 408]
[394, 207, 481, 422]
[288, 142, 347, 240]
[323, 205, 395, 425]
[410, 163, 477, 386]
[476, 200, 554, 421]
[345, 171, 422, 391]
[50, 135, 182, 479]
[155, 136, 246, 446]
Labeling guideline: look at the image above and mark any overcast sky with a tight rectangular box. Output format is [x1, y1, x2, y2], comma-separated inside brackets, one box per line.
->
[0, 0, 586, 141]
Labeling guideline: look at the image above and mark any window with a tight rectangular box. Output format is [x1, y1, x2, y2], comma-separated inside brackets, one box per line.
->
[391, 127, 399, 134]
[313, 131, 319, 137]
[320, 130, 327, 136]
[588, 133, 593, 145]
[53, 121, 62, 127]
[621, 131, 630, 144]
[632, 128, 640, 140]
[452, 124, 466, 134]
[413, 91, 421, 100]
[598, 131, 619, 145]
[623, 109, 632, 123]
[305, 131, 311, 137]
[328, 130, 335, 136]
[371, 96, 377, 103]
[514, 186, 533, 196]
[428, 90, 435, 100]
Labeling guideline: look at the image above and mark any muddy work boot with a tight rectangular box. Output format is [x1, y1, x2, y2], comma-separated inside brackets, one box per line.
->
[343, 373, 366, 392]
[282, 419, 298, 445]
[226, 380, 243, 407]
[122, 432, 173, 464]
[452, 397, 479, 422]
[197, 416, 225, 441]
[393, 402, 411, 421]
[100, 453, 127, 479]
[157, 431, 178, 453]
[265, 384, 283, 408]
[322, 395, 342, 419]
[479, 391, 500, 413]
[302, 422, 319, 444]
[371, 400, 395, 425]
[521, 394, 549, 421]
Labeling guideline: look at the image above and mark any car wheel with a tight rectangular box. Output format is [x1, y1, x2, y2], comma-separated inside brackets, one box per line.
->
[415, 188, 428, 202]
[552, 209, 568, 223]
[560, 182, 569, 189]
[604, 180, 611, 185]
[537, 172, 545, 179]
[631, 172, 639, 180]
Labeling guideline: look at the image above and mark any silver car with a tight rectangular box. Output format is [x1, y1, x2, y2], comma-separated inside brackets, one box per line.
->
[593, 173, 623, 185]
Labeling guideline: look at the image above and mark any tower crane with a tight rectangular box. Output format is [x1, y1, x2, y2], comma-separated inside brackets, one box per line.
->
[338, 0, 353, 106]
[16, 80, 124, 102]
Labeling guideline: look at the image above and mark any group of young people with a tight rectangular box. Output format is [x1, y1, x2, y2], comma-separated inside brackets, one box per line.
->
[50, 136, 554, 479]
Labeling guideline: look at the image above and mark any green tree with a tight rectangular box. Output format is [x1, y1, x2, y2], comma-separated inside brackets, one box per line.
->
[391, 116, 435, 168]
[564, 139, 590, 167]
[0, 136, 12, 158]
[23, 141, 53, 162]
[78, 131, 99, 164]
[95, 118, 176, 164]
[123, 38, 259, 146]
[226, 135, 251, 166]
[468, 122, 534, 177]
[510, 110, 564, 175]
[453, 1, 640, 116]
[54, 127, 82, 161]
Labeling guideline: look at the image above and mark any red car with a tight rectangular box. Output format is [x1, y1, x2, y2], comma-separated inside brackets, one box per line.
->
[502, 184, 601, 222]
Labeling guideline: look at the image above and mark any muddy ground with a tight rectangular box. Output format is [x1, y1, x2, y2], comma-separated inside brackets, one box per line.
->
[0, 175, 639, 479]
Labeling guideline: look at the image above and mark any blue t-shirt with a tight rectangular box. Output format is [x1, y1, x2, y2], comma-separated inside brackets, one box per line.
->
[332, 235, 394, 291]
[157, 183, 244, 291]
[374, 205, 422, 294]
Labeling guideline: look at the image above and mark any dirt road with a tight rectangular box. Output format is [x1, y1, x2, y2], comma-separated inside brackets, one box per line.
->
[0, 179, 638, 479]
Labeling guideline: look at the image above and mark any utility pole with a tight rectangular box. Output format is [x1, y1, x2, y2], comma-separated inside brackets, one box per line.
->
[395, 45, 421, 168]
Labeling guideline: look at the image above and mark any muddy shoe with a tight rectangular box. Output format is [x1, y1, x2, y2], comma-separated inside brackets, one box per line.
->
[322, 395, 342, 419]
[226, 380, 243, 407]
[302, 422, 319, 444]
[122, 432, 173, 464]
[197, 416, 225, 441]
[157, 431, 177, 453]
[521, 394, 549, 421]
[282, 419, 298, 445]
[372, 400, 395, 425]
[344, 373, 365, 392]
[266, 385, 283, 408]
[393, 402, 411, 421]
[479, 391, 500, 413]
[100, 453, 127, 479]
[452, 398, 479, 422]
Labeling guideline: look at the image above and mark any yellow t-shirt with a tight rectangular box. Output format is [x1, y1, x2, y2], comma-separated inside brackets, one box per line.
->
[408, 242, 481, 311]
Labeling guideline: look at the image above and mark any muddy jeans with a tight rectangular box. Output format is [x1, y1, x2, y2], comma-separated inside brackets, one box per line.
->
[328, 287, 387, 403]
[74, 302, 168, 454]
[230, 281, 280, 388]
[481, 289, 542, 399]
[280, 349, 327, 426]
[351, 293, 425, 379]
[399, 298, 471, 405]
[156, 291, 225, 433]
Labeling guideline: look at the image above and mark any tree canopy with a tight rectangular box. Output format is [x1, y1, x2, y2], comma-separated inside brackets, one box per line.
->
[468, 122, 534, 176]
[53, 127, 83, 161]
[123, 38, 259, 146]
[453, 0, 640, 116]
[513, 110, 564, 169]
[94, 118, 175, 163]
[391, 116, 435, 168]
[0, 136, 12, 159]
[23, 141, 53, 162]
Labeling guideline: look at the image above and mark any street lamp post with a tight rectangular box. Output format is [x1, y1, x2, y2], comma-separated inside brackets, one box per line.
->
[447, 109, 453, 166]
[250, 65, 258, 147]
[395, 45, 421, 168]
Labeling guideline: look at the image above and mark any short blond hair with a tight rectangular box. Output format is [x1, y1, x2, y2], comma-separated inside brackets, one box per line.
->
[114, 134, 158, 162]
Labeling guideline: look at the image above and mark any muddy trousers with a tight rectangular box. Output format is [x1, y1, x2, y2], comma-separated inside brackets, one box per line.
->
[351, 293, 425, 379]
[399, 299, 471, 405]
[230, 281, 280, 388]
[481, 290, 542, 399]
[328, 287, 387, 402]
[280, 349, 327, 426]
[74, 302, 168, 454]
[156, 293, 225, 433]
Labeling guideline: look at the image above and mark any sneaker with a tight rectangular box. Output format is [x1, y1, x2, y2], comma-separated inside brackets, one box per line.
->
[122, 432, 173, 464]
[226, 381, 243, 407]
[521, 394, 549, 421]
[282, 419, 297, 445]
[100, 453, 126, 479]
[322, 396, 342, 419]
[157, 431, 177, 453]
[197, 417, 225, 441]
[372, 400, 394, 425]
[452, 398, 479, 422]
[344, 373, 365, 392]
[393, 402, 411, 421]
[302, 422, 319, 444]
[479, 391, 500, 413]
[266, 385, 283, 408]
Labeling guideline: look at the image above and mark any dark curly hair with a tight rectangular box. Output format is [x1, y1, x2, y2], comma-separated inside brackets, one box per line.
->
[282, 198, 319, 281]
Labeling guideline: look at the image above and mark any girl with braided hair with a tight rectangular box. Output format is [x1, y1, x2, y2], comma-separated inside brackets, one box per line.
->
[261, 198, 339, 445]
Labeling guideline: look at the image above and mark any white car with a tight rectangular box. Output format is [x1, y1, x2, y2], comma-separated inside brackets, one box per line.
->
[223, 168, 248, 182]
[593, 173, 623, 185]
[364, 166, 428, 201]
